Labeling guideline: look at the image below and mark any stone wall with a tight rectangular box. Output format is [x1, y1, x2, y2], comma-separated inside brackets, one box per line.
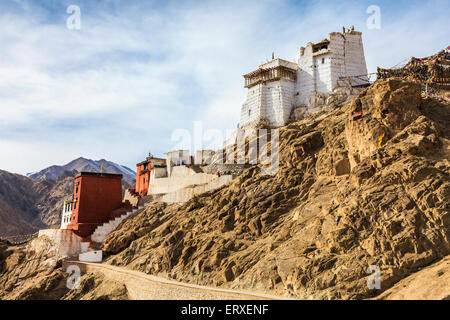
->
[240, 79, 295, 128]
[37, 229, 85, 258]
[202, 163, 251, 176]
[264, 80, 296, 127]
[240, 83, 265, 126]
[149, 166, 219, 195]
[159, 175, 233, 203]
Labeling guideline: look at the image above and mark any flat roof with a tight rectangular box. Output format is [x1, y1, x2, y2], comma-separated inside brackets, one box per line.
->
[243, 58, 298, 78]
[75, 171, 123, 178]
[137, 157, 166, 166]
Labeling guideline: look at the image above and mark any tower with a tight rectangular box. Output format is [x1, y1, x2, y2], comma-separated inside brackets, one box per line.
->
[240, 58, 298, 128]
[296, 29, 368, 108]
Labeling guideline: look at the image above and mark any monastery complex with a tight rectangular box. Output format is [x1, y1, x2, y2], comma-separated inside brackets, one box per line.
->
[38, 27, 370, 262]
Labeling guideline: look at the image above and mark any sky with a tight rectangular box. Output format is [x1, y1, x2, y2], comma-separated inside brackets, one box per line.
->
[0, 0, 448, 175]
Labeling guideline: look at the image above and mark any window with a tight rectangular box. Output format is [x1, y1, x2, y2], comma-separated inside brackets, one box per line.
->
[322, 58, 325, 64]
[248, 109, 251, 116]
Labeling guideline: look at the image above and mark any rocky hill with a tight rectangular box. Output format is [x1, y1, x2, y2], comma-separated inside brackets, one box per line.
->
[27, 157, 136, 184]
[0, 170, 74, 236]
[100, 79, 449, 299]
[1, 78, 448, 300]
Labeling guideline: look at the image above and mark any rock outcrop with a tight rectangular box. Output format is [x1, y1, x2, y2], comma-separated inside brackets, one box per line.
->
[375, 255, 450, 300]
[0, 237, 128, 300]
[102, 79, 449, 300]
[0, 236, 67, 299]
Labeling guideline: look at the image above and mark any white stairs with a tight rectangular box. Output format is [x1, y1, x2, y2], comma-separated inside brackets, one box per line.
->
[90, 205, 144, 244]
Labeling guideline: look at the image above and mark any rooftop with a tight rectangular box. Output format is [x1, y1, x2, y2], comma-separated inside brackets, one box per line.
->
[243, 58, 298, 78]
[75, 171, 123, 179]
[137, 156, 166, 166]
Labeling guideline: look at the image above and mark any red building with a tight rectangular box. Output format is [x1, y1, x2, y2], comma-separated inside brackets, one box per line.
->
[135, 159, 151, 196]
[66, 172, 124, 237]
[135, 156, 166, 197]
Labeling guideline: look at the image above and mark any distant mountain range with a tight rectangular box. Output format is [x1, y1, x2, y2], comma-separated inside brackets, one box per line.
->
[27, 157, 136, 183]
[0, 157, 136, 237]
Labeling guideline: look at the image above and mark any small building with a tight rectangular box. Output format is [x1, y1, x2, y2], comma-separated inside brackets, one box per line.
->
[241, 58, 298, 128]
[62, 171, 124, 237]
[165, 150, 192, 177]
[135, 155, 166, 197]
[60, 197, 74, 229]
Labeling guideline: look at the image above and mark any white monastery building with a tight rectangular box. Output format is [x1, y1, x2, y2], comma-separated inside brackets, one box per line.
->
[239, 27, 368, 128]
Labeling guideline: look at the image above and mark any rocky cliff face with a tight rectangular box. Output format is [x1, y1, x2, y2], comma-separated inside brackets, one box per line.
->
[102, 79, 449, 299]
[0, 171, 74, 236]
[0, 238, 128, 300]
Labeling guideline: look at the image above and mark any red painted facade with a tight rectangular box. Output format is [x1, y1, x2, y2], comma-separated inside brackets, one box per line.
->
[135, 160, 151, 197]
[67, 172, 123, 237]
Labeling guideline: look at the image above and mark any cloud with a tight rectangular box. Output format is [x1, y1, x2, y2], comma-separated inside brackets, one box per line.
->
[0, 0, 448, 174]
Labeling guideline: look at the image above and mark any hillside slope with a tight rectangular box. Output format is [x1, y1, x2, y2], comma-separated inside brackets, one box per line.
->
[0, 170, 75, 236]
[102, 79, 450, 299]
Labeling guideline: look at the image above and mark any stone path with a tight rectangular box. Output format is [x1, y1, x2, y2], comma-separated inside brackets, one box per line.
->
[65, 261, 292, 300]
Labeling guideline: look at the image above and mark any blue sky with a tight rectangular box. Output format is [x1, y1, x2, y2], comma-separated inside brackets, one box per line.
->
[0, 0, 448, 175]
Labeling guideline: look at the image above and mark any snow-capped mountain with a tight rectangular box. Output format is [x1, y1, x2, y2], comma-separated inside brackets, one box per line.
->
[26, 157, 136, 183]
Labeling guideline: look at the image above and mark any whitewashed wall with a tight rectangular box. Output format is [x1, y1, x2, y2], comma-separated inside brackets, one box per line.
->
[240, 83, 264, 127]
[60, 205, 72, 229]
[296, 31, 367, 109]
[240, 79, 295, 128]
[263, 80, 295, 127]
[38, 229, 84, 258]
[296, 44, 315, 107]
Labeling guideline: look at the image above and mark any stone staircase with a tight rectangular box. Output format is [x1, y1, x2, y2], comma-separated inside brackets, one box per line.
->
[123, 189, 140, 207]
[90, 205, 145, 244]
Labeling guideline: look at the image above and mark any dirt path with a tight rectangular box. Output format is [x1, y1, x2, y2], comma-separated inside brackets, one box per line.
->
[65, 261, 292, 300]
